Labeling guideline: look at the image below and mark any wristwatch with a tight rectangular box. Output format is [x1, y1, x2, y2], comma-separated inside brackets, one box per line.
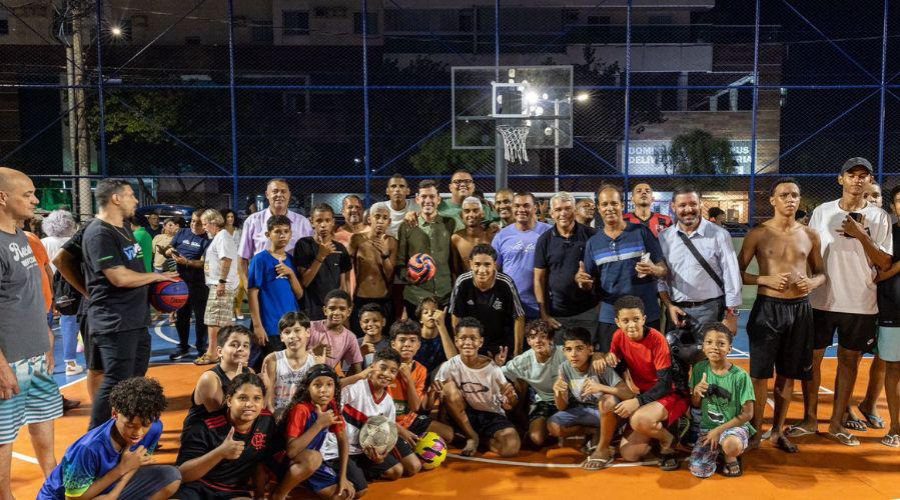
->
[218, 279, 227, 284]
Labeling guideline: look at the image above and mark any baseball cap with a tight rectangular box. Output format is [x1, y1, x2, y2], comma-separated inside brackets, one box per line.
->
[840, 157, 873, 175]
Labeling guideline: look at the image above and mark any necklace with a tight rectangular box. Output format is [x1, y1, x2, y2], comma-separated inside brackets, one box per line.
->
[111, 223, 134, 243]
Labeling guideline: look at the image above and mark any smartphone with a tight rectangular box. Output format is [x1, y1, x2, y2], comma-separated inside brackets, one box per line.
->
[636, 252, 651, 278]
[844, 212, 863, 238]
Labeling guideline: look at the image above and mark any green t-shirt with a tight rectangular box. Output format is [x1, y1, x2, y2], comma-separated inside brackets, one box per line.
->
[132, 227, 153, 272]
[690, 360, 755, 434]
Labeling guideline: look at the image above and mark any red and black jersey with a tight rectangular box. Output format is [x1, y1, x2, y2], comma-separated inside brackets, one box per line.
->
[623, 212, 673, 238]
[176, 408, 278, 493]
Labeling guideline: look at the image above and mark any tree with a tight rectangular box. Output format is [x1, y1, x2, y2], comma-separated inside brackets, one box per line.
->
[656, 129, 737, 175]
[409, 130, 493, 175]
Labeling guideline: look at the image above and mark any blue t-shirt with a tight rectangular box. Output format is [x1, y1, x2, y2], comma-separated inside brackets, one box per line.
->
[172, 228, 210, 283]
[39, 418, 162, 499]
[248, 250, 299, 338]
[492, 221, 552, 317]
[583, 222, 663, 324]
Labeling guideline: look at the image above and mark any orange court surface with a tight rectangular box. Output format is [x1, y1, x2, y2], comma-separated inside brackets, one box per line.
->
[11, 359, 900, 499]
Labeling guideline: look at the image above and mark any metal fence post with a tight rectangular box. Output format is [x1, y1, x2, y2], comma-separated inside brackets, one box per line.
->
[227, 0, 240, 212]
[748, 0, 761, 227]
[622, 0, 632, 195]
[362, 0, 372, 206]
[877, 0, 889, 186]
[95, 0, 108, 177]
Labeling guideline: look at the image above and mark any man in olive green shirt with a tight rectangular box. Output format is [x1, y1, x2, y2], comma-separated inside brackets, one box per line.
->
[398, 179, 455, 319]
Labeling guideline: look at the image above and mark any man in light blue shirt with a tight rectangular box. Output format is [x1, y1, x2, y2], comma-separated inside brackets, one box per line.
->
[658, 186, 742, 336]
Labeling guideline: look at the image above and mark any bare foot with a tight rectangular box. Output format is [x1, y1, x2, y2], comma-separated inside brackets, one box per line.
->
[768, 433, 799, 453]
[461, 437, 479, 456]
[747, 433, 762, 450]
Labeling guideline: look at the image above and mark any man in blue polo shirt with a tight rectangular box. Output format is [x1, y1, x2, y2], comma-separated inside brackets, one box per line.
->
[165, 210, 211, 361]
[576, 185, 667, 351]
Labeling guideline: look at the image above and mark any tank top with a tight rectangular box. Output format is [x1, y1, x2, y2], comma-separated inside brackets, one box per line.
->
[273, 351, 317, 416]
[186, 364, 251, 424]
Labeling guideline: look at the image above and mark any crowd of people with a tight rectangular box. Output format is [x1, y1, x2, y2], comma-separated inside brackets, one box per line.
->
[0, 156, 897, 498]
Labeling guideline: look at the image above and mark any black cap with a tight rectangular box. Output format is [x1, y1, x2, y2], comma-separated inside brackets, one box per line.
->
[840, 157, 873, 175]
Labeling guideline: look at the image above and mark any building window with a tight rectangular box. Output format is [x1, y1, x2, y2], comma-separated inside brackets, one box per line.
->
[283, 11, 309, 36]
[251, 20, 273, 43]
[0, 19, 8, 36]
[353, 12, 378, 35]
[458, 9, 474, 31]
[314, 7, 347, 18]
[587, 15, 610, 25]
[647, 14, 673, 24]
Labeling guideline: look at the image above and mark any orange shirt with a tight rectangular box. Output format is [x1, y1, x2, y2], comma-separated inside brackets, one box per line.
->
[26, 231, 52, 311]
[387, 360, 427, 429]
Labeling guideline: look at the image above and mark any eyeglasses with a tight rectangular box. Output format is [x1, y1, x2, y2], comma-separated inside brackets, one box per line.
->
[451, 180, 474, 186]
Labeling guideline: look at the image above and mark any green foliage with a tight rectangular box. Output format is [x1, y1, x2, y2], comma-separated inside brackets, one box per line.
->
[88, 91, 182, 145]
[410, 131, 492, 175]
[656, 129, 737, 175]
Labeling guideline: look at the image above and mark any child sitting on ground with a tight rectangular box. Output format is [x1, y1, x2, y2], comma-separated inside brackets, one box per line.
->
[188, 325, 253, 421]
[262, 311, 324, 419]
[689, 323, 755, 478]
[500, 320, 567, 447]
[550, 327, 633, 470]
[357, 303, 390, 368]
[435, 317, 520, 457]
[387, 319, 455, 443]
[594, 296, 690, 471]
[413, 296, 455, 375]
[308, 289, 363, 374]
[39, 378, 181, 500]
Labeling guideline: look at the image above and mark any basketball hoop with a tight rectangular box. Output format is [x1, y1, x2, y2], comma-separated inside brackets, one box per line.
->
[497, 124, 530, 164]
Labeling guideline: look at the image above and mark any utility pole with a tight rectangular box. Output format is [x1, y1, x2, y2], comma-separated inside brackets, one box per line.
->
[71, 2, 92, 221]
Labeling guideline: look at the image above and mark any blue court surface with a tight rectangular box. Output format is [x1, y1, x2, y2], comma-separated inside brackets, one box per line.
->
[46, 310, 848, 389]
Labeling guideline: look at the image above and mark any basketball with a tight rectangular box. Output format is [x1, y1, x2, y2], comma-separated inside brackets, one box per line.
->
[407, 253, 437, 285]
[359, 415, 398, 455]
[414, 432, 448, 470]
[149, 279, 189, 312]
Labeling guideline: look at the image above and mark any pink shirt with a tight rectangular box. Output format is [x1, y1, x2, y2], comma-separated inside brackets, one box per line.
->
[238, 209, 313, 260]
[308, 320, 364, 369]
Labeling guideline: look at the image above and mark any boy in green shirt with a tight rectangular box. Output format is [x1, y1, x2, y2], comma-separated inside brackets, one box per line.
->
[690, 322, 755, 478]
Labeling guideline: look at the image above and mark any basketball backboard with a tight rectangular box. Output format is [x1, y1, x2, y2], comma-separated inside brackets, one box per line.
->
[452, 65, 574, 150]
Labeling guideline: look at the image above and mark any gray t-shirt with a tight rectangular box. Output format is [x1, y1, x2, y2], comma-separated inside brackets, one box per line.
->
[0, 229, 49, 362]
[559, 360, 622, 405]
[502, 346, 566, 404]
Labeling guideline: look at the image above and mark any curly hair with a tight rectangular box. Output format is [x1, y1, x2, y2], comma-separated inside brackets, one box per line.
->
[287, 364, 341, 412]
[109, 377, 167, 422]
[525, 319, 555, 340]
[42, 210, 76, 238]
[225, 372, 267, 399]
[613, 295, 646, 315]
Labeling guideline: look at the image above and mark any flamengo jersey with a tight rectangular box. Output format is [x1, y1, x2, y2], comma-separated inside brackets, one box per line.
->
[623, 212, 672, 238]
[321, 379, 396, 460]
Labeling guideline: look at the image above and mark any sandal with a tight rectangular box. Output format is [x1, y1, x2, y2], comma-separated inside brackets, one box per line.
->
[772, 435, 799, 453]
[193, 353, 218, 366]
[826, 431, 860, 447]
[881, 434, 900, 448]
[862, 412, 885, 430]
[784, 425, 816, 438]
[658, 451, 679, 471]
[722, 458, 743, 477]
[842, 416, 867, 432]
[582, 456, 614, 471]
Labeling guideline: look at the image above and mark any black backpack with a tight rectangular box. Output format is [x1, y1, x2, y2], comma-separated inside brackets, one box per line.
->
[52, 270, 82, 316]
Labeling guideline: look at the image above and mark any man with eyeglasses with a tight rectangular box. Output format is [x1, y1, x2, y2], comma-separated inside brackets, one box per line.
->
[438, 170, 498, 232]
[576, 185, 667, 351]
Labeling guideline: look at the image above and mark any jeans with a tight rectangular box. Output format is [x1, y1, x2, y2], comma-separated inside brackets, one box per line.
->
[89, 328, 151, 429]
[59, 314, 79, 362]
[176, 280, 210, 353]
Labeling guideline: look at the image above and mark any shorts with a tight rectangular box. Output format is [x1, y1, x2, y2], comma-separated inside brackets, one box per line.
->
[349, 439, 415, 481]
[204, 286, 237, 327]
[175, 479, 248, 499]
[407, 414, 433, 435]
[0, 354, 63, 444]
[120, 465, 180, 499]
[595, 320, 660, 352]
[323, 458, 368, 493]
[528, 400, 559, 423]
[878, 326, 900, 362]
[464, 408, 515, 440]
[547, 405, 600, 428]
[79, 313, 103, 372]
[656, 393, 690, 428]
[813, 309, 877, 353]
[747, 296, 814, 380]
[689, 427, 750, 478]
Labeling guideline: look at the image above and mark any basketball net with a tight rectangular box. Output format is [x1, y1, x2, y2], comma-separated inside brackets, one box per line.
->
[496, 124, 530, 164]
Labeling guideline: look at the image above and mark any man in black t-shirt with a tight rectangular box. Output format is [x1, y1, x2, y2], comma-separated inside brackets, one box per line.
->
[294, 203, 351, 320]
[449, 244, 525, 356]
[165, 210, 211, 360]
[82, 179, 176, 429]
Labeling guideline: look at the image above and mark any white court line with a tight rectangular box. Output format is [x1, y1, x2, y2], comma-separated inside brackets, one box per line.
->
[12, 452, 38, 464]
[448, 453, 663, 469]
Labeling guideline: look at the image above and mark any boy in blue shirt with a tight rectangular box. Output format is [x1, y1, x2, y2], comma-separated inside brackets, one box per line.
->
[249, 215, 305, 364]
[38, 377, 180, 499]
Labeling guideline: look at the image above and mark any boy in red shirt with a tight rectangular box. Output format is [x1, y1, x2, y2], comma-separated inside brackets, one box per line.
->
[594, 295, 689, 471]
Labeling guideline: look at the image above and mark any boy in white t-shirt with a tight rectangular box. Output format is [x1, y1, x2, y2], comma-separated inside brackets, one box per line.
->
[794, 157, 893, 446]
[198, 209, 239, 365]
[370, 174, 419, 239]
[436, 317, 520, 457]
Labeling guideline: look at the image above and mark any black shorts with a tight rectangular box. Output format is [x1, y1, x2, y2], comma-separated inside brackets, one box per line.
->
[175, 481, 250, 499]
[595, 320, 660, 352]
[464, 408, 515, 440]
[325, 458, 369, 493]
[349, 439, 415, 481]
[407, 414, 433, 435]
[528, 400, 559, 423]
[747, 296, 814, 381]
[813, 309, 878, 353]
[78, 313, 103, 372]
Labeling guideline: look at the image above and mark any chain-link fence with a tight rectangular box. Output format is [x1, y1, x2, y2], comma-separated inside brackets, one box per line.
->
[1, 0, 897, 226]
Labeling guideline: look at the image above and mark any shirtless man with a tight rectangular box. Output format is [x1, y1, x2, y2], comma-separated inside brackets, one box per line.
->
[450, 197, 498, 275]
[494, 189, 515, 227]
[738, 178, 825, 452]
[349, 204, 397, 331]
[333, 195, 369, 248]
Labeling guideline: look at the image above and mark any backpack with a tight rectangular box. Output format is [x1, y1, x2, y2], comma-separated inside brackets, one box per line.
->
[52, 270, 81, 316]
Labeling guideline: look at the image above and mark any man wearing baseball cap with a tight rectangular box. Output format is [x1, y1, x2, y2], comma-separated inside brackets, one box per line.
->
[787, 157, 893, 446]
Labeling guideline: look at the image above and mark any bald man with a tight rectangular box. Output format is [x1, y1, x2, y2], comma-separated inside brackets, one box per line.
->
[0, 168, 63, 494]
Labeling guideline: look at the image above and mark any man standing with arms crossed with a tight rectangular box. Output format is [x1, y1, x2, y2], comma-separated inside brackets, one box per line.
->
[738, 178, 825, 452]
[789, 158, 892, 446]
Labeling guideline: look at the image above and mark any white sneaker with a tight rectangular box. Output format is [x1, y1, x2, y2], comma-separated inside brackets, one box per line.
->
[65, 362, 84, 376]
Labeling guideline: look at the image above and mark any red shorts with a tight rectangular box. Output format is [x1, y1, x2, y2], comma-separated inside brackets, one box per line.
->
[656, 393, 690, 427]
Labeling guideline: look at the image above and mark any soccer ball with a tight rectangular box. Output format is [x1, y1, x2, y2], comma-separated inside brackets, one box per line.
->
[359, 415, 398, 455]
[407, 253, 437, 285]
[414, 432, 448, 470]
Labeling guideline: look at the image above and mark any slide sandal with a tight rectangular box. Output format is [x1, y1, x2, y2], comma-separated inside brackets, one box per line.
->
[784, 425, 815, 438]
[826, 432, 860, 447]
[862, 413, 885, 430]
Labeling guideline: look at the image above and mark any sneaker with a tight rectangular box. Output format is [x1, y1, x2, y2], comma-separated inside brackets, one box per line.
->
[65, 361, 84, 376]
[169, 349, 190, 361]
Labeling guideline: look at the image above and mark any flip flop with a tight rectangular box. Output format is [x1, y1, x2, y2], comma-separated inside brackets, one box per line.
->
[784, 425, 816, 438]
[658, 451, 680, 471]
[881, 434, 900, 448]
[842, 417, 867, 432]
[826, 431, 860, 447]
[581, 456, 614, 471]
[862, 413, 885, 430]
[773, 435, 799, 453]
